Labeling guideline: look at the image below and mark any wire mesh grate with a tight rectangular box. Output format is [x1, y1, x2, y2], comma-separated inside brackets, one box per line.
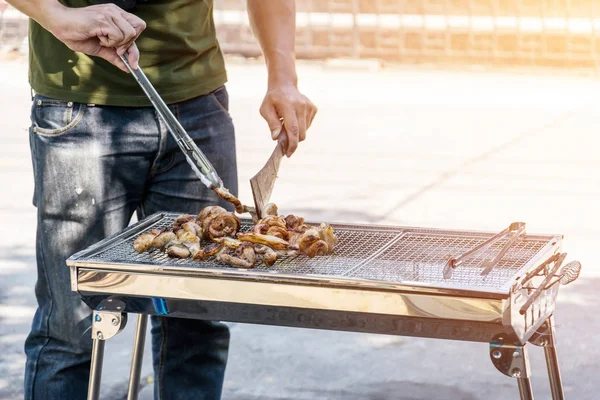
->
[349, 231, 548, 288]
[77, 214, 555, 291]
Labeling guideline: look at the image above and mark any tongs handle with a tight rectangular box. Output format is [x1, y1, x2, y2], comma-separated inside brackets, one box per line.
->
[119, 53, 222, 188]
[480, 222, 526, 276]
[518, 254, 578, 315]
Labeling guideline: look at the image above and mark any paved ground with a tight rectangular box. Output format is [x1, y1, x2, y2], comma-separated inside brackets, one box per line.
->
[0, 55, 599, 399]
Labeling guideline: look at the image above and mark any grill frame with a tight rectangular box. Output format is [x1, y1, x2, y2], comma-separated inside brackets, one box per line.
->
[68, 212, 562, 298]
[70, 212, 572, 400]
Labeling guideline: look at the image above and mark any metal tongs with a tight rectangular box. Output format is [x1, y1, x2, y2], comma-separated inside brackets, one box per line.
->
[119, 53, 223, 189]
[517, 253, 581, 315]
[443, 222, 526, 279]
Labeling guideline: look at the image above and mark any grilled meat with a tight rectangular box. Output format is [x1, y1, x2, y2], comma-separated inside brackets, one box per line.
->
[255, 244, 278, 266]
[318, 223, 338, 254]
[201, 242, 223, 258]
[204, 212, 240, 240]
[182, 221, 202, 237]
[174, 214, 195, 229]
[166, 241, 191, 259]
[264, 203, 278, 216]
[237, 232, 298, 251]
[151, 230, 177, 250]
[213, 236, 243, 249]
[176, 229, 198, 243]
[133, 232, 157, 253]
[196, 206, 227, 225]
[181, 237, 201, 258]
[133, 202, 338, 266]
[297, 229, 330, 258]
[212, 186, 244, 214]
[285, 215, 305, 231]
[217, 252, 255, 269]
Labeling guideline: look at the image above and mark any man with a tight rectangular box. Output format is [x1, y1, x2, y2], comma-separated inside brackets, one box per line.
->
[5, 0, 317, 398]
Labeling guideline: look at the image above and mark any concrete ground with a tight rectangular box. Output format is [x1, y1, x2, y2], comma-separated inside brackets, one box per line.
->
[0, 55, 598, 400]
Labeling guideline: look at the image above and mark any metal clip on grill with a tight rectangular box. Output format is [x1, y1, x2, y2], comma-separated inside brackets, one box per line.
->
[518, 254, 581, 315]
[443, 222, 526, 279]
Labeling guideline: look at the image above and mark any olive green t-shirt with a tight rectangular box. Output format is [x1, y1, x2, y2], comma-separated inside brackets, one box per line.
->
[29, 0, 227, 106]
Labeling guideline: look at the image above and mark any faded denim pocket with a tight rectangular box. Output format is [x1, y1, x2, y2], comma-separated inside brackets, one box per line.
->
[210, 86, 230, 114]
[32, 96, 86, 137]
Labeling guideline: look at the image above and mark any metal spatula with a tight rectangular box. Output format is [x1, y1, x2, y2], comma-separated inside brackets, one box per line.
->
[250, 132, 288, 220]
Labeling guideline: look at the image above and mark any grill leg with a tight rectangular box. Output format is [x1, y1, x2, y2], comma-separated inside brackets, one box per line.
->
[127, 314, 149, 400]
[529, 316, 565, 400]
[490, 334, 534, 400]
[87, 298, 128, 400]
[517, 377, 534, 400]
[541, 316, 565, 400]
[87, 338, 105, 400]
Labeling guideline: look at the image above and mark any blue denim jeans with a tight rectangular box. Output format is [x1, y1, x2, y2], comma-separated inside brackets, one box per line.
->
[24, 87, 238, 400]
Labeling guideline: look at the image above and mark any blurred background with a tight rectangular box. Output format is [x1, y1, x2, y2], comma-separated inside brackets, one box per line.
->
[1, 1, 598, 399]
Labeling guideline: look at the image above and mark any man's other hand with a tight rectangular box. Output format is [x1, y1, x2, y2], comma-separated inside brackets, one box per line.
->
[260, 83, 317, 158]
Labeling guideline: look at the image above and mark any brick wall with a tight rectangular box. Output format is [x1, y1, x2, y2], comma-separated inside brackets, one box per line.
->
[3, 1, 600, 69]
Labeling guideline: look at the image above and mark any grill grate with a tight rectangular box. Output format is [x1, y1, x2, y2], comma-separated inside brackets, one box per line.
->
[351, 232, 547, 288]
[81, 214, 554, 291]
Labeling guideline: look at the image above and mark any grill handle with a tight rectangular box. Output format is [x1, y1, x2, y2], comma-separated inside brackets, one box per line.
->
[518, 256, 581, 315]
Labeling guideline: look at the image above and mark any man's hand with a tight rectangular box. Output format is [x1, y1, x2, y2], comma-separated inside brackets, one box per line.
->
[47, 4, 146, 72]
[260, 83, 317, 158]
[6, 0, 145, 72]
[248, 0, 317, 157]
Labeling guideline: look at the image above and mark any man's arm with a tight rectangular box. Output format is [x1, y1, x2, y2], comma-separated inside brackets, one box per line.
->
[247, 0, 317, 157]
[5, 0, 145, 71]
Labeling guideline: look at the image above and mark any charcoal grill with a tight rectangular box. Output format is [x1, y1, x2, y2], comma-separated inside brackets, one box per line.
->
[67, 212, 581, 400]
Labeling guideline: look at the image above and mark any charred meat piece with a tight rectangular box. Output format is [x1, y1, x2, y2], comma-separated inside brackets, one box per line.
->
[196, 206, 227, 225]
[297, 229, 329, 258]
[217, 252, 255, 269]
[176, 229, 198, 243]
[174, 214, 195, 229]
[255, 244, 278, 266]
[151, 230, 177, 250]
[211, 186, 245, 214]
[266, 226, 289, 240]
[277, 249, 299, 258]
[182, 238, 202, 258]
[237, 232, 298, 251]
[263, 203, 278, 216]
[194, 242, 224, 259]
[288, 231, 305, 246]
[252, 223, 268, 235]
[285, 215, 306, 231]
[318, 223, 338, 254]
[261, 215, 287, 229]
[166, 241, 191, 259]
[204, 212, 240, 240]
[214, 236, 243, 249]
[304, 240, 329, 258]
[235, 242, 257, 266]
[217, 247, 255, 268]
[133, 232, 158, 253]
[253, 216, 288, 237]
[182, 221, 202, 237]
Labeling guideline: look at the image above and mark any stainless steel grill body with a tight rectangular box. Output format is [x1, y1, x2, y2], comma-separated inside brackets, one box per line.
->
[68, 212, 562, 344]
[69, 212, 576, 400]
